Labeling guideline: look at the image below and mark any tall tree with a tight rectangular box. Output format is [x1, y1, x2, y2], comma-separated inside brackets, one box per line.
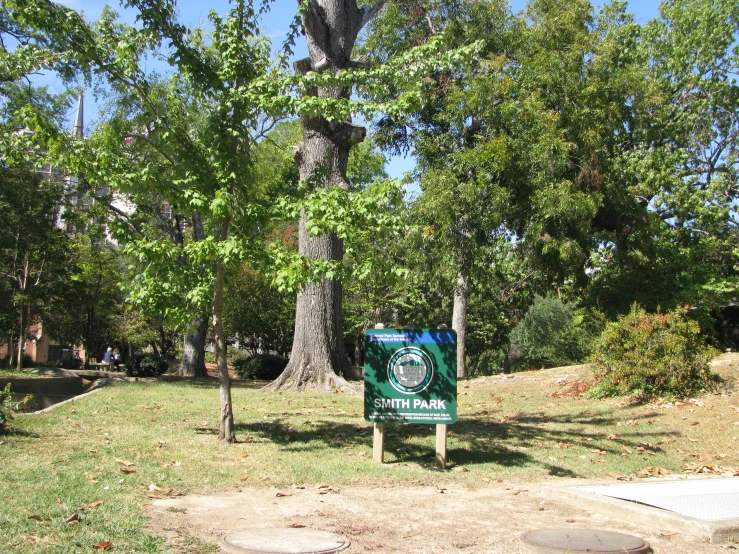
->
[10, 0, 282, 441]
[266, 0, 389, 390]
[0, 166, 73, 369]
[364, 0, 610, 377]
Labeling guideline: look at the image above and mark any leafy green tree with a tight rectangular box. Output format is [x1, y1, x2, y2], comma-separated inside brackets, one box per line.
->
[587, 0, 739, 318]
[364, 0, 617, 377]
[9, 0, 284, 440]
[224, 265, 295, 357]
[0, 166, 73, 370]
[509, 294, 601, 371]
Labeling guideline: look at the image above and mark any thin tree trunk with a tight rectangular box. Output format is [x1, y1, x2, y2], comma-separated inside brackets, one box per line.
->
[266, 0, 384, 391]
[452, 266, 471, 379]
[16, 304, 24, 371]
[213, 258, 235, 442]
[85, 306, 95, 367]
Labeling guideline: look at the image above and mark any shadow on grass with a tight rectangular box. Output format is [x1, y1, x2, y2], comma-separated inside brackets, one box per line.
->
[0, 427, 41, 438]
[231, 405, 681, 477]
[159, 376, 267, 390]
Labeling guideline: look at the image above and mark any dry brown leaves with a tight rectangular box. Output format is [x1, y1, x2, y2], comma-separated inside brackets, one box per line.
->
[636, 466, 672, 478]
[682, 463, 739, 476]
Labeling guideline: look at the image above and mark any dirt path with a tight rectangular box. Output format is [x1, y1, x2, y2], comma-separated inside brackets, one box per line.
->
[148, 479, 726, 553]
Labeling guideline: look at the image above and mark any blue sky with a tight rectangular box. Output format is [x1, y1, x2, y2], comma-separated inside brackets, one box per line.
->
[49, 0, 664, 180]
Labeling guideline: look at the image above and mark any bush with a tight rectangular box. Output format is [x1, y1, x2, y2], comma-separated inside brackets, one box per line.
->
[230, 352, 250, 375]
[125, 353, 168, 378]
[591, 304, 720, 400]
[2, 353, 34, 369]
[470, 349, 505, 376]
[60, 355, 82, 370]
[509, 295, 602, 371]
[0, 384, 33, 432]
[234, 354, 288, 380]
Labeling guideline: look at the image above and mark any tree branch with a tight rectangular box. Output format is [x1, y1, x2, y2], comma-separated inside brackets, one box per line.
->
[359, 1, 386, 31]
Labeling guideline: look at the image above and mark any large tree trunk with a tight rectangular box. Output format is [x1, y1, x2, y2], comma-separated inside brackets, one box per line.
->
[179, 310, 209, 377]
[267, 0, 384, 391]
[175, 211, 209, 378]
[452, 266, 471, 379]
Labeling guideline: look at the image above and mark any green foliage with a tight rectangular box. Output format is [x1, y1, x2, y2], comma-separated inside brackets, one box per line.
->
[3, 353, 33, 369]
[59, 355, 81, 370]
[224, 265, 295, 357]
[234, 354, 288, 381]
[229, 352, 250, 376]
[591, 304, 720, 400]
[124, 353, 168, 378]
[0, 384, 32, 432]
[510, 295, 602, 371]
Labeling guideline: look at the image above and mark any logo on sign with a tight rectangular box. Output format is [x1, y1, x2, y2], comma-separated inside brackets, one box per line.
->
[387, 347, 434, 394]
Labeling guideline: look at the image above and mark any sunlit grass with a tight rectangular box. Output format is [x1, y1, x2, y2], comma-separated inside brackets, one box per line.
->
[1, 356, 737, 552]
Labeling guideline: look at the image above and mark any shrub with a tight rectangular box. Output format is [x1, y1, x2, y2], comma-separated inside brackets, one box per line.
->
[3, 353, 34, 369]
[509, 295, 602, 371]
[125, 353, 168, 378]
[470, 349, 505, 376]
[60, 355, 81, 370]
[0, 384, 33, 432]
[204, 352, 216, 364]
[234, 354, 288, 380]
[230, 353, 250, 376]
[591, 304, 720, 400]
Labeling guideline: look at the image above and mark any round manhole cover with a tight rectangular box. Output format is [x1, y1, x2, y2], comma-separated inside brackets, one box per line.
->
[220, 528, 350, 554]
[520, 529, 652, 554]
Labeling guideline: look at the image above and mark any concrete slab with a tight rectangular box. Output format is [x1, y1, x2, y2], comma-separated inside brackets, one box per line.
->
[578, 479, 739, 521]
[549, 478, 739, 544]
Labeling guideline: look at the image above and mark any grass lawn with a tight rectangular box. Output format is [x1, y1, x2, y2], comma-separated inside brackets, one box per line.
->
[1, 355, 738, 553]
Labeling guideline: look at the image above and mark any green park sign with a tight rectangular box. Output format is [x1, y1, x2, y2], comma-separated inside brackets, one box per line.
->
[364, 328, 457, 425]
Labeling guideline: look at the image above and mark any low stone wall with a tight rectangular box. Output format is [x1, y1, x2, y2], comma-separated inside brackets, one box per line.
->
[0, 376, 84, 397]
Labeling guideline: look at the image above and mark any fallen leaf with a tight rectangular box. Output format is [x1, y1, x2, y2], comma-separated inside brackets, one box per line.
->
[84, 501, 103, 510]
[276, 492, 292, 497]
[659, 531, 678, 537]
[65, 514, 80, 524]
[289, 523, 306, 528]
[120, 468, 136, 474]
[607, 472, 630, 481]
[566, 519, 576, 523]
[591, 449, 607, 455]
[607, 434, 618, 441]
[452, 467, 469, 473]
[238, 475, 249, 481]
[28, 515, 50, 522]
[93, 541, 113, 550]
[115, 459, 135, 467]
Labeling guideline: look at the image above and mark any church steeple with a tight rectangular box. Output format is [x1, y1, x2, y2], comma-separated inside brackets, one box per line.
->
[72, 92, 84, 138]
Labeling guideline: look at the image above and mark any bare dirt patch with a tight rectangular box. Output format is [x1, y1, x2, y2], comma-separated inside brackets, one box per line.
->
[147, 479, 727, 553]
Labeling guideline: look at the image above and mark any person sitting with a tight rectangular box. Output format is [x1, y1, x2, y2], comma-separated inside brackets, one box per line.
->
[103, 347, 114, 367]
